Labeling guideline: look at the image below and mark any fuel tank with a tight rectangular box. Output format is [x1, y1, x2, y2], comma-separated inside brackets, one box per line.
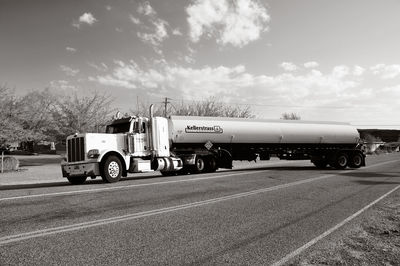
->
[168, 116, 360, 145]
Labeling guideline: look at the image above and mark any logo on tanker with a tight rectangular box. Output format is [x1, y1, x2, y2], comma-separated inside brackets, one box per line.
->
[185, 125, 223, 134]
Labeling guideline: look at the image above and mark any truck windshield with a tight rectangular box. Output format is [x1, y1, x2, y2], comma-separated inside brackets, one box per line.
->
[106, 122, 130, 133]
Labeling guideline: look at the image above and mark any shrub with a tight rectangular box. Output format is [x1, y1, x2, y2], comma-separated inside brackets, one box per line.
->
[1, 156, 20, 172]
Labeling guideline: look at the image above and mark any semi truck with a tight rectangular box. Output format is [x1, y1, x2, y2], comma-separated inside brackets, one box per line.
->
[61, 105, 365, 184]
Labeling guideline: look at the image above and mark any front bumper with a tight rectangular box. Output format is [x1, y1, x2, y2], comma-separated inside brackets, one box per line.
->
[61, 162, 100, 178]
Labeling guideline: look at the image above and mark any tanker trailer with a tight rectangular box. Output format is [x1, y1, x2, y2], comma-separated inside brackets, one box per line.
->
[61, 106, 365, 184]
[165, 116, 365, 174]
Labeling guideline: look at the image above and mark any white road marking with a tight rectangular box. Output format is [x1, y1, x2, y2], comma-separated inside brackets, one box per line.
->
[1, 159, 398, 202]
[0, 171, 355, 245]
[271, 184, 400, 266]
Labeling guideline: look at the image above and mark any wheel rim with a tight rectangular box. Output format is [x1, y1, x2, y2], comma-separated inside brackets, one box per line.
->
[353, 155, 362, 166]
[108, 161, 120, 178]
[338, 156, 347, 167]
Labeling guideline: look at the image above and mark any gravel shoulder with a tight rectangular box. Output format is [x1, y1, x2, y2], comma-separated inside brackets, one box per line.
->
[290, 188, 400, 265]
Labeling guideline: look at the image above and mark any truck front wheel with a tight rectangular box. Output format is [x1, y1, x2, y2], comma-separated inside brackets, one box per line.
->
[67, 176, 87, 185]
[102, 155, 122, 183]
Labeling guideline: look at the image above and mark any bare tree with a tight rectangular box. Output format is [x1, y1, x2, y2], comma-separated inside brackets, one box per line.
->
[130, 97, 254, 118]
[53, 91, 116, 140]
[281, 112, 301, 120]
[18, 88, 59, 142]
[0, 86, 25, 148]
[129, 97, 253, 118]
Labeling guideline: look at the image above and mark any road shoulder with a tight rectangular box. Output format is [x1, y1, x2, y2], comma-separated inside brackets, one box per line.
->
[290, 188, 400, 265]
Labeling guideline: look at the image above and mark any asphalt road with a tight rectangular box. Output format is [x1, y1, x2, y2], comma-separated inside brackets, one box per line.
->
[1, 154, 400, 265]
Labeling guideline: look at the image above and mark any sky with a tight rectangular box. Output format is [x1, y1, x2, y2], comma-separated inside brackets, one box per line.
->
[1, 0, 400, 129]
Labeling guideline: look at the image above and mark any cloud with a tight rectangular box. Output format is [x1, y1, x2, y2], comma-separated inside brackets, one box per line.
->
[72, 12, 97, 28]
[353, 65, 365, 76]
[332, 65, 350, 79]
[88, 62, 108, 71]
[135, 2, 169, 54]
[137, 2, 156, 16]
[79, 12, 97, 24]
[49, 80, 76, 91]
[105, 5, 112, 11]
[129, 14, 141, 25]
[304, 61, 319, 68]
[370, 64, 400, 79]
[89, 61, 365, 105]
[60, 65, 80, 76]
[172, 28, 183, 36]
[137, 19, 168, 47]
[280, 62, 298, 72]
[186, 0, 270, 47]
[66, 47, 77, 53]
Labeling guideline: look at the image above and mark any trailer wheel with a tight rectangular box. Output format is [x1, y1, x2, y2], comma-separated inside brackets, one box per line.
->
[192, 156, 206, 174]
[349, 153, 363, 168]
[205, 156, 217, 172]
[67, 176, 87, 185]
[101, 155, 122, 183]
[333, 153, 348, 169]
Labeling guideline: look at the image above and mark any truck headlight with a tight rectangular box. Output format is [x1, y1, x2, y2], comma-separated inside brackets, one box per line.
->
[87, 149, 100, 158]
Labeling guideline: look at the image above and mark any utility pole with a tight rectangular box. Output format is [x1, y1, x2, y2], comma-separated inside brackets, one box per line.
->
[163, 97, 171, 117]
[136, 95, 139, 114]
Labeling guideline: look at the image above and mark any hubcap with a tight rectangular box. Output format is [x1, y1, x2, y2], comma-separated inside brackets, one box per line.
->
[108, 161, 120, 178]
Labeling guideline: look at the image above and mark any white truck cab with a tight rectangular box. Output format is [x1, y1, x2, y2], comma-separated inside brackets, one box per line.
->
[61, 110, 183, 184]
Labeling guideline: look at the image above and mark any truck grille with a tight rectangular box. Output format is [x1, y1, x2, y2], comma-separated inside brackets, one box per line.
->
[67, 137, 85, 162]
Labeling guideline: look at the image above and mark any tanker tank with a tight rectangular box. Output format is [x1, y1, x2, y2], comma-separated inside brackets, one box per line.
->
[168, 116, 360, 146]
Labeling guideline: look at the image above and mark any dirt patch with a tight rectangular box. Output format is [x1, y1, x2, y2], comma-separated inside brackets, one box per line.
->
[290, 190, 400, 265]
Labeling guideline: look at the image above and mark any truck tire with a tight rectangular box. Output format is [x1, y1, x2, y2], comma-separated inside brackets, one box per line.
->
[333, 153, 348, 169]
[101, 155, 122, 183]
[192, 156, 206, 174]
[67, 176, 87, 185]
[349, 153, 363, 168]
[205, 156, 217, 173]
